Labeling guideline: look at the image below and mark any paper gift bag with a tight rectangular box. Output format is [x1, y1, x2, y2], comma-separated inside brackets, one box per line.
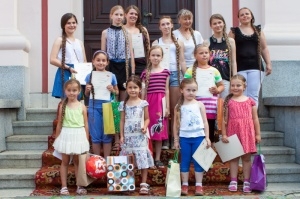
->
[250, 145, 267, 191]
[76, 153, 96, 187]
[165, 150, 181, 197]
[106, 156, 135, 191]
[103, 102, 116, 134]
[111, 95, 120, 133]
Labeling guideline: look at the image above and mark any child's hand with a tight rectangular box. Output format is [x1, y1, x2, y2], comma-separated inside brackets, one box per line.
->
[164, 110, 170, 118]
[106, 84, 114, 92]
[221, 135, 229, 143]
[120, 137, 124, 145]
[141, 127, 147, 134]
[206, 138, 211, 148]
[255, 134, 261, 144]
[69, 67, 77, 74]
[86, 84, 92, 92]
[173, 141, 180, 149]
[209, 86, 219, 95]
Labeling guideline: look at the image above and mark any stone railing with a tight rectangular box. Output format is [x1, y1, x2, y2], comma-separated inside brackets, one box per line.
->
[264, 97, 300, 164]
[0, 99, 21, 152]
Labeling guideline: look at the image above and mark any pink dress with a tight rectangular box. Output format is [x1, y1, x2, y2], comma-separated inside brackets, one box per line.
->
[141, 69, 170, 141]
[226, 98, 257, 154]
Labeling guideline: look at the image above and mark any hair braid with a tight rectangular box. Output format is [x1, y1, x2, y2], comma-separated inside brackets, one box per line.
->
[175, 95, 184, 130]
[223, 31, 232, 78]
[171, 30, 181, 85]
[223, 93, 233, 123]
[60, 31, 67, 97]
[61, 98, 68, 126]
[252, 24, 262, 72]
[89, 67, 96, 110]
[189, 28, 197, 46]
[137, 24, 150, 58]
[144, 62, 152, 98]
[191, 61, 198, 80]
[121, 26, 130, 82]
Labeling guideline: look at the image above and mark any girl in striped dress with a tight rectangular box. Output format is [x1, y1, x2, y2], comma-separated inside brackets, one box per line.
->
[184, 44, 224, 143]
[141, 45, 170, 168]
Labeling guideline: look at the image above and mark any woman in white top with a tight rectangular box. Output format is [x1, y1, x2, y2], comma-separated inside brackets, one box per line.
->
[152, 16, 186, 149]
[173, 9, 204, 68]
[50, 13, 87, 99]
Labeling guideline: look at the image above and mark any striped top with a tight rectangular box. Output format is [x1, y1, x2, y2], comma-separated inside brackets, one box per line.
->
[140, 69, 170, 94]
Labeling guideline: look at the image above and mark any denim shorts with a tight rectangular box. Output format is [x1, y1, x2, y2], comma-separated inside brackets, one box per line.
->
[169, 71, 183, 87]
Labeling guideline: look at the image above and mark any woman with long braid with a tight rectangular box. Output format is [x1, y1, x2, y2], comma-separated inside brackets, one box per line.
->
[206, 14, 237, 99]
[50, 13, 86, 99]
[173, 9, 204, 69]
[124, 5, 150, 77]
[229, 7, 272, 106]
[152, 16, 186, 149]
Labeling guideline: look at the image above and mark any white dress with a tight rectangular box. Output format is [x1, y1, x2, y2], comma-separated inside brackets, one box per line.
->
[118, 100, 154, 169]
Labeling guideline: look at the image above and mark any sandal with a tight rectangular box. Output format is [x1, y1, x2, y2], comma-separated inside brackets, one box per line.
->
[60, 187, 69, 196]
[228, 181, 237, 192]
[112, 142, 120, 151]
[243, 182, 252, 193]
[139, 183, 150, 195]
[76, 186, 87, 195]
[155, 160, 165, 168]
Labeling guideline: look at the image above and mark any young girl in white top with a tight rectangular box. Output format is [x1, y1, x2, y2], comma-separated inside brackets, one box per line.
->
[152, 16, 186, 149]
[53, 79, 90, 196]
[173, 9, 204, 68]
[173, 78, 211, 196]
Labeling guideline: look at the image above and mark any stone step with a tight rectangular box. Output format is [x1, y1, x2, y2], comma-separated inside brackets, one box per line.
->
[259, 146, 295, 163]
[266, 163, 300, 182]
[26, 108, 57, 121]
[0, 150, 44, 168]
[260, 131, 284, 146]
[12, 121, 53, 135]
[0, 188, 33, 197]
[6, 135, 48, 150]
[259, 117, 275, 131]
[0, 168, 38, 189]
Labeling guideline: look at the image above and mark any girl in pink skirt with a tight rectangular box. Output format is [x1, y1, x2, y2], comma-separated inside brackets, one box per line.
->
[141, 45, 170, 168]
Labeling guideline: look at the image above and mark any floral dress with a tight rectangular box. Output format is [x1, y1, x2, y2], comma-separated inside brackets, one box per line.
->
[118, 100, 154, 169]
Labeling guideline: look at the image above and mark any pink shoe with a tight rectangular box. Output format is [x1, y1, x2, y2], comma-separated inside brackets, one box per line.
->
[228, 181, 237, 192]
[243, 182, 252, 193]
[195, 185, 204, 196]
[181, 185, 188, 196]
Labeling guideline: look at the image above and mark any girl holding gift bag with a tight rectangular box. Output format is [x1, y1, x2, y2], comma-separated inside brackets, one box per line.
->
[119, 76, 154, 195]
[173, 78, 211, 196]
[53, 79, 90, 195]
[141, 45, 170, 168]
[85, 50, 118, 158]
[221, 74, 261, 193]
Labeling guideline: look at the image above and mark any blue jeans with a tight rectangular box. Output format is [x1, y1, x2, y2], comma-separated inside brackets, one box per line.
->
[238, 70, 265, 106]
[169, 71, 183, 87]
[179, 136, 205, 172]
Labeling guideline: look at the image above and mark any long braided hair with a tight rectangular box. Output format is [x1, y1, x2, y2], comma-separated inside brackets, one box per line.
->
[60, 79, 81, 126]
[175, 78, 198, 130]
[177, 9, 197, 46]
[223, 74, 247, 123]
[209, 14, 233, 78]
[144, 46, 164, 97]
[59, 13, 78, 97]
[125, 5, 150, 58]
[159, 16, 181, 85]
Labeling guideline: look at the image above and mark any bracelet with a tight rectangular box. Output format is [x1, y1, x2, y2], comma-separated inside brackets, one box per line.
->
[174, 138, 179, 141]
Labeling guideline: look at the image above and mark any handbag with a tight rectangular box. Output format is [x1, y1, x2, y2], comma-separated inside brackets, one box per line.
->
[103, 100, 116, 135]
[250, 144, 267, 191]
[76, 153, 96, 187]
[165, 150, 181, 197]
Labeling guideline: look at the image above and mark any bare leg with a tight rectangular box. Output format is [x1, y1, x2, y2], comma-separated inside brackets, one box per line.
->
[92, 143, 101, 156]
[103, 142, 112, 159]
[155, 140, 162, 161]
[181, 172, 189, 184]
[241, 153, 252, 180]
[73, 155, 79, 180]
[230, 157, 240, 179]
[195, 172, 204, 184]
[169, 86, 181, 148]
[119, 90, 127, 101]
[60, 154, 70, 188]
[141, 168, 148, 183]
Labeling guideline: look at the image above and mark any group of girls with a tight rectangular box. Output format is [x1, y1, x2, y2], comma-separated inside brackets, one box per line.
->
[50, 5, 271, 196]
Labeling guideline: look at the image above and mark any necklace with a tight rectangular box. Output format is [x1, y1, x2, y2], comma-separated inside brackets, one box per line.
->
[180, 29, 191, 40]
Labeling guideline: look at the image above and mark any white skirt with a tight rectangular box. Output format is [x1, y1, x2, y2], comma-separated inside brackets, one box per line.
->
[53, 127, 90, 155]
